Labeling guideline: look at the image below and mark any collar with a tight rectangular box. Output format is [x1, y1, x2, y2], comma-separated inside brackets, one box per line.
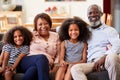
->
[89, 23, 106, 31]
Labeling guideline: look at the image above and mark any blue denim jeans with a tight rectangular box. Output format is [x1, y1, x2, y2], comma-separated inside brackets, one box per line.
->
[17, 54, 50, 80]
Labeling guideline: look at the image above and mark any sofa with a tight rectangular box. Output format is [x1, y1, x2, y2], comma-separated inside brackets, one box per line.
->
[0, 33, 109, 80]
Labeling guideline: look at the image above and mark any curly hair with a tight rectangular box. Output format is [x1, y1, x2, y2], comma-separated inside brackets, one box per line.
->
[33, 13, 52, 31]
[3, 26, 33, 46]
[59, 17, 91, 42]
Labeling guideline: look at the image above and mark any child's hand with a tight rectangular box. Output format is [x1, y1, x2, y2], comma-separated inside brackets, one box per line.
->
[60, 60, 68, 66]
[5, 66, 14, 72]
[106, 44, 112, 50]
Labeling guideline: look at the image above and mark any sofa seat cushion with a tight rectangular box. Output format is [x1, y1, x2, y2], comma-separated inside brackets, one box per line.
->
[0, 70, 109, 80]
[13, 73, 24, 80]
[87, 70, 109, 80]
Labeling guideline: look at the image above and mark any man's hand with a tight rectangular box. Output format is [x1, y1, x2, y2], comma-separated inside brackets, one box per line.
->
[93, 55, 107, 72]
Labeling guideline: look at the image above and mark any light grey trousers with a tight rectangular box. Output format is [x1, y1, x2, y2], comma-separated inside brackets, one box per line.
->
[71, 54, 120, 80]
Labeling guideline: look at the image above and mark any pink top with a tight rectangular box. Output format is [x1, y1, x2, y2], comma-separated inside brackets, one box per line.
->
[28, 31, 60, 64]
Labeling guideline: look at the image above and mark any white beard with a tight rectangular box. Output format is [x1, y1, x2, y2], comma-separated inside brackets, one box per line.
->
[89, 20, 101, 27]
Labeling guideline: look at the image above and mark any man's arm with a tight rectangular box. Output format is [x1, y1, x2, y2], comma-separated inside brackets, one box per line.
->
[105, 28, 120, 54]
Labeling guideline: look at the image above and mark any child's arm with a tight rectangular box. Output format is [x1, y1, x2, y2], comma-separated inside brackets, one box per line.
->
[1, 52, 9, 72]
[11, 53, 27, 71]
[80, 42, 88, 63]
[59, 41, 68, 66]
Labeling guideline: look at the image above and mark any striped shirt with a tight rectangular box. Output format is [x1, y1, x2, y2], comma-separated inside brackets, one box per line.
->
[3, 44, 29, 64]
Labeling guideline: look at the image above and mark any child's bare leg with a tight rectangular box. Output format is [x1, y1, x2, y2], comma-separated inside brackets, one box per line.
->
[55, 66, 67, 80]
[64, 65, 72, 80]
[4, 70, 13, 80]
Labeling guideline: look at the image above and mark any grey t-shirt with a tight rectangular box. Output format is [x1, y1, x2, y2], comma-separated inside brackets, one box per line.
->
[65, 40, 84, 62]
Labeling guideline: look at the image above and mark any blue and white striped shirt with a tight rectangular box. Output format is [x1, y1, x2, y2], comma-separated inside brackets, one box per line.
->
[3, 44, 29, 64]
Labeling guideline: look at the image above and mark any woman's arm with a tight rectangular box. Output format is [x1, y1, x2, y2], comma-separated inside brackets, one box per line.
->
[59, 41, 68, 66]
[50, 37, 61, 73]
[54, 37, 61, 64]
[60, 41, 65, 61]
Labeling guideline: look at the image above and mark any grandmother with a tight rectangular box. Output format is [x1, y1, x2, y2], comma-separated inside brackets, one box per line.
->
[17, 13, 60, 80]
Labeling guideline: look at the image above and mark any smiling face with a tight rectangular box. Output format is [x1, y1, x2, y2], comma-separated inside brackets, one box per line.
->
[37, 18, 50, 37]
[68, 24, 80, 41]
[87, 5, 102, 27]
[14, 30, 24, 48]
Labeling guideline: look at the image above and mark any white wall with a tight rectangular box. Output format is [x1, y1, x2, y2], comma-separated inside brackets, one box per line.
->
[113, 0, 120, 33]
[23, 0, 103, 23]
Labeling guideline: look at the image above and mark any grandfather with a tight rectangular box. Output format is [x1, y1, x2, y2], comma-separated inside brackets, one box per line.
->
[71, 4, 120, 80]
